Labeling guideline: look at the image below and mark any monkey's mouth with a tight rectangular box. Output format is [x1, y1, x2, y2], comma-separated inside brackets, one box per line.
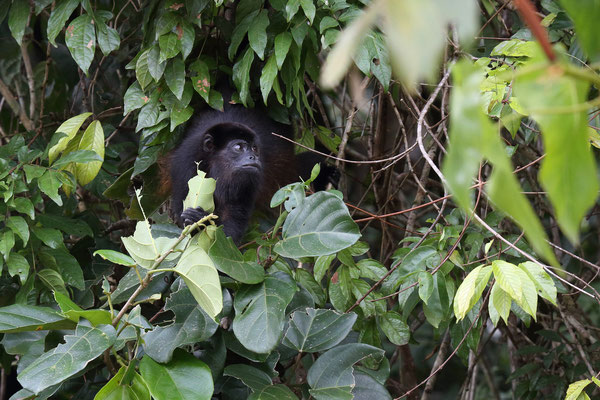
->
[241, 162, 261, 169]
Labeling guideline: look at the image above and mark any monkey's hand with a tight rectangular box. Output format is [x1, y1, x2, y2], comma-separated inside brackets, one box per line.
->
[181, 206, 210, 227]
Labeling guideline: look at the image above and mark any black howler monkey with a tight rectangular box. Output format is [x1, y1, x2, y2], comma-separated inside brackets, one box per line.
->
[168, 101, 300, 243]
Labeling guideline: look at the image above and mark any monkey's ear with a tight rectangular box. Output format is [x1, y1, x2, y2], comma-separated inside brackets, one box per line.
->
[203, 134, 214, 153]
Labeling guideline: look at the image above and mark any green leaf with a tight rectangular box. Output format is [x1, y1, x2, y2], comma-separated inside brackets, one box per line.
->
[18, 323, 116, 394]
[93, 249, 136, 267]
[49, 112, 92, 164]
[248, 385, 299, 400]
[224, 364, 272, 391]
[190, 59, 211, 102]
[37, 214, 93, 237]
[314, 253, 336, 282]
[13, 197, 35, 219]
[307, 343, 385, 400]
[64, 14, 96, 75]
[183, 170, 215, 212]
[208, 229, 264, 284]
[417, 271, 433, 304]
[142, 282, 217, 362]
[274, 32, 293, 70]
[38, 268, 68, 296]
[32, 227, 63, 249]
[248, 9, 268, 60]
[96, 23, 120, 56]
[228, 10, 257, 60]
[159, 32, 181, 62]
[7, 252, 29, 284]
[7, 215, 29, 245]
[274, 192, 361, 258]
[282, 308, 357, 352]
[285, 0, 300, 21]
[54, 291, 112, 326]
[260, 55, 278, 105]
[135, 49, 154, 90]
[47, 0, 79, 46]
[123, 82, 148, 115]
[233, 271, 296, 353]
[0, 230, 15, 261]
[379, 311, 410, 346]
[299, 0, 315, 24]
[173, 244, 222, 318]
[135, 99, 159, 132]
[40, 247, 84, 290]
[491, 260, 522, 303]
[38, 170, 63, 205]
[0, 304, 75, 333]
[180, 20, 195, 59]
[453, 265, 492, 321]
[165, 58, 186, 100]
[94, 366, 150, 400]
[208, 89, 223, 111]
[423, 274, 452, 328]
[8, 0, 29, 45]
[75, 120, 104, 185]
[146, 44, 166, 82]
[513, 60, 597, 244]
[232, 47, 255, 106]
[140, 350, 213, 400]
[519, 261, 557, 305]
[559, 0, 600, 61]
[489, 282, 511, 326]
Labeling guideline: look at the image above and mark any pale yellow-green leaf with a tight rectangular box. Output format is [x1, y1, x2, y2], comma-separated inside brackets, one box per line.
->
[513, 267, 538, 319]
[174, 244, 222, 318]
[75, 120, 104, 185]
[489, 282, 511, 326]
[491, 260, 521, 303]
[121, 221, 184, 269]
[453, 265, 492, 321]
[566, 380, 591, 400]
[183, 170, 216, 213]
[519, 261, 557, 305]
[49, 113, 92, 164]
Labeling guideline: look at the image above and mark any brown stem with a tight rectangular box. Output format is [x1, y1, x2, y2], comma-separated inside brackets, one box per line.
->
[0, 78, 34, 131]
[514, 0, 556, 62]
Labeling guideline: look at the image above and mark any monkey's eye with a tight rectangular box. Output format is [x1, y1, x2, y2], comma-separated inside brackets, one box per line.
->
[233, 143, 243, 151]
[252, 146, 258, 152]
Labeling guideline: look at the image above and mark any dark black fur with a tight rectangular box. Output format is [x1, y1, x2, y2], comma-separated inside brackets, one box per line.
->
[169, 102, 297, 243]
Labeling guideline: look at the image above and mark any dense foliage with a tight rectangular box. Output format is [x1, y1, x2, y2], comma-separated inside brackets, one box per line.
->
[0, 0, 600, 399]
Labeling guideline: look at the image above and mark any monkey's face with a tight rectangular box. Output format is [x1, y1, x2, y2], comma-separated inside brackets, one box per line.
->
[228, 139, 262, 173]
[209, 137, 263, 184]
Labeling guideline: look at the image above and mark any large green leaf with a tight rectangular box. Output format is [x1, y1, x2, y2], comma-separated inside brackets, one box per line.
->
[18, 323, 116, 394]
[274, 191, 360, 258]
[64, 14, 96, 75]
[232, 47, 255, 106]
[142, 282, 218, 363]
[307, 343, 385, 400]
[233, 272, 296, 353]
[135, 49, 154, 89]
[208, 229, 264, 284]
[0, 304, 75, 333]
[173, 244, 222, 318]
[47, 0, 79, 46]
[513, 58, 597, 244]
[140, 350, 213, 400]
[282, 308, 357, 353]
[489, 282, 511, 326]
